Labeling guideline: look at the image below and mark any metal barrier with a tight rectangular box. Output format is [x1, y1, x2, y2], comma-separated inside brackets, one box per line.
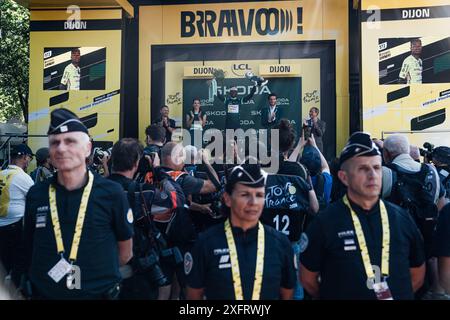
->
[0, 133, 48, 169]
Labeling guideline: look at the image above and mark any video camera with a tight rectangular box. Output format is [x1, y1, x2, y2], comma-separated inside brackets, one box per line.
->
[419, 142, 434, 162]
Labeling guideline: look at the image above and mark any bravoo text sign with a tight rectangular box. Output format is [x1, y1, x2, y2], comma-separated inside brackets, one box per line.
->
[180, 6, 303, 38]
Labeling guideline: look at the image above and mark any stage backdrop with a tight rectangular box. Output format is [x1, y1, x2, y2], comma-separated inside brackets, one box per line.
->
[139, 0, 349, 158]
[182, 77, 301, 135]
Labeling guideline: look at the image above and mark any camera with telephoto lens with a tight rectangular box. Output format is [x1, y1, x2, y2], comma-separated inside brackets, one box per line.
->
[133, 248, 169, 287]
[419, 142, 434, 161]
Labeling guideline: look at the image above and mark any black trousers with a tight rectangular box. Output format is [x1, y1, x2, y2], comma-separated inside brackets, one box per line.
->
[0, 219, 23, 281]
[119, 273, 159, 300]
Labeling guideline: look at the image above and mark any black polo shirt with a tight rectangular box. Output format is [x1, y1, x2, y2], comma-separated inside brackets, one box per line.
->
[24, 172, 133, 299]
[186, 222, 296, 300]
[300, 198, 425, 300]
[433, 202, 450, 257]
[152, 117, 176, 142]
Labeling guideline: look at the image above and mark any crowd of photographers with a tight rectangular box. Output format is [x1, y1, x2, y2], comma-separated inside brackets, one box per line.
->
[1, 107, 450, 300]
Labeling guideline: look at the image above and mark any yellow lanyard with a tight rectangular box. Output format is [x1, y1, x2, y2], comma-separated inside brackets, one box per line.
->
[224, 219, 265, 300]
[343, 195, 390, 281]
[49, 171, 94, 262]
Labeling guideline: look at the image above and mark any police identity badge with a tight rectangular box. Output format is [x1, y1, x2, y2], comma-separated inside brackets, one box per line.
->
[48, 257, 72, 283]
[36, 212, 47, 228]
[373, 281, 393, 300]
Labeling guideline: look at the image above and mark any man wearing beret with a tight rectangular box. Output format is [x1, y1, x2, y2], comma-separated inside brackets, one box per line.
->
[186, 162, 296, 300]
[22, 108, 133, 299]
[300, 132, 426, 300]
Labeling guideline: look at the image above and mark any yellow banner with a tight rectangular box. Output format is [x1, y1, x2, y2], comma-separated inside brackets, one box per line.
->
[161, 1, 322, 44]
[259, 64, 301, 76]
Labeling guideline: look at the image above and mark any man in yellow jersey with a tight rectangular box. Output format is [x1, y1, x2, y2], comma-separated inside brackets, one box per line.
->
[185, 162, 296, 300]
[22, 108, 133, 299]
[300, 132, 426, 300]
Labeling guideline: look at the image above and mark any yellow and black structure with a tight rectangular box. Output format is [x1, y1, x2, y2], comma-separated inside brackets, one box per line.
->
[17, 0, 450, 159]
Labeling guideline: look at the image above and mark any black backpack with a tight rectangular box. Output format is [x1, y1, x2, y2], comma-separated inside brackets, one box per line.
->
[388, 163, 439, 222]
[152, 169, 197, 247]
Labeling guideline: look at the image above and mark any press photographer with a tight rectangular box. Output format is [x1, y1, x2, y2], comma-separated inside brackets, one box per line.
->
[86, 143, 111, 177]
[420, 142, 435, 163]
[135, 124, 166, 183]
[431, 146, 450, 200]
[108, 138, 179, 299]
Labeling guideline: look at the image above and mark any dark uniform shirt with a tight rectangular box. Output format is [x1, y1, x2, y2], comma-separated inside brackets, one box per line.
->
[300, 198, 425, 300]
[24, 172, 133, 299]
[433, 202, 450, 257]
[186, 222, 296, 300]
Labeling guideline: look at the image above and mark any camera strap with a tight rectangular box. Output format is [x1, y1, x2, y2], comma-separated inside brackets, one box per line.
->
[49, 171, 94, 262]
[224, 219, 265, 300]
[139, 183, 152, 218]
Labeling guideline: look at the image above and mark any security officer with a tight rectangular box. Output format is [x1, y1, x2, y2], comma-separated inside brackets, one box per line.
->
[23, 108, 133, 299]
[300, 132, 426, 300]
[186, 163, 296, 300]
[433, 202, 450, 296]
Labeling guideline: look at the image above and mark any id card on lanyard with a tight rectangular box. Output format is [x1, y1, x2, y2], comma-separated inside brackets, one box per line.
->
[224, 219, 265, 300]
[343, 195, 393, 300]
[47, 171, 94, 288]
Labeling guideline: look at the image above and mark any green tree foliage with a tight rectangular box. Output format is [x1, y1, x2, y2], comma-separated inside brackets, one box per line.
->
[0, 0, 29, 122]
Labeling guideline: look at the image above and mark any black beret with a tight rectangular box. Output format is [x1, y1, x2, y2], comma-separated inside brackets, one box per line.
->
[47, 108, 88, 135]
[225, 162, 266, 193]
[339, 132, 381, 168]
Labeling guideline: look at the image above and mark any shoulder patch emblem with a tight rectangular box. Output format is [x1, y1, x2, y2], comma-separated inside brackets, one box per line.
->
[127, 208, 134, 224]
[299, 232, 309, 253]
[184, 252, 193, 275]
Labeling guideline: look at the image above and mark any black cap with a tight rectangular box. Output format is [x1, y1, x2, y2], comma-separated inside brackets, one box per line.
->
[300, 145, 321, 176]
[35, 147, 50, 163]
[432, 146, 450, 165]
[339, 132, 381, 168]
[225, 162, 266, 194]
[47, 108, 88, 135]
[11, 144, 34, 157]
